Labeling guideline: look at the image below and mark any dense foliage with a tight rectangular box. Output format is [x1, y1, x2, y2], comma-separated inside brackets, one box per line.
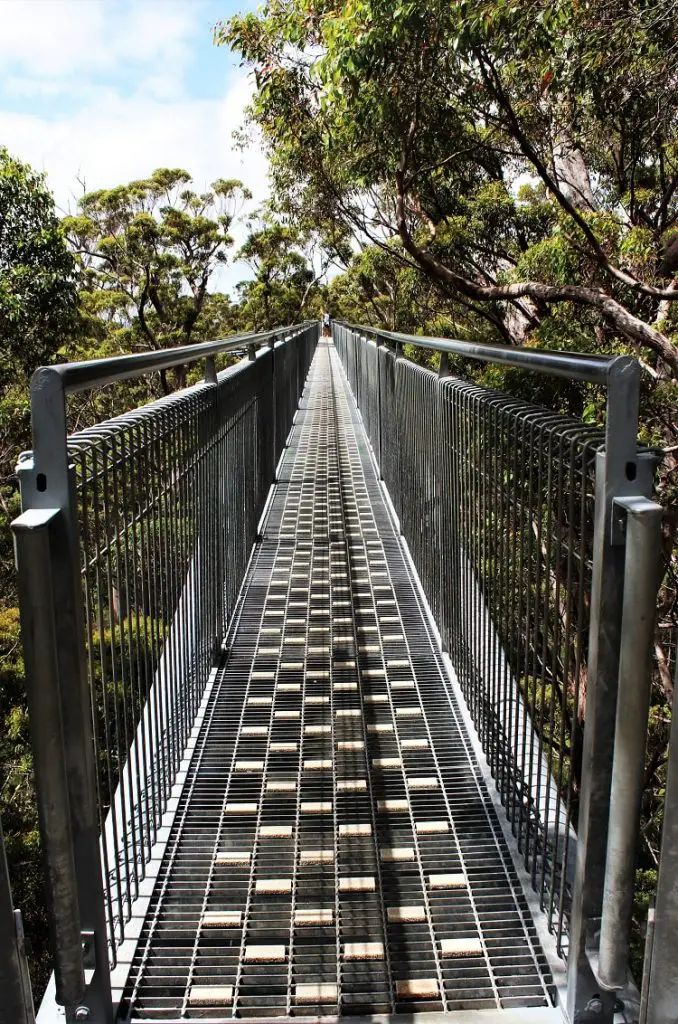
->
[223, 0, 678, 366]
[0, 148, 80, 988]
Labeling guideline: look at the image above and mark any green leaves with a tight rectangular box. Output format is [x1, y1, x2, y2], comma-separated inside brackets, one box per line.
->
[222, 0, 678, 371]
[66, 169, 250, 371]
[0, 147, 78, 384]
[235, 207, 319, 329]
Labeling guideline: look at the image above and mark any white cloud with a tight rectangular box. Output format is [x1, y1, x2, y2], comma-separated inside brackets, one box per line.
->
[0, 76, 268, 292]
[4, 76, 76, 98]
[0, 0, 269, 296]
[0, 0, 199, 79]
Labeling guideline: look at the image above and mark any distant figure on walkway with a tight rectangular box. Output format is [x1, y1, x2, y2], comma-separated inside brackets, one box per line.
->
[322, 311, 330, 335]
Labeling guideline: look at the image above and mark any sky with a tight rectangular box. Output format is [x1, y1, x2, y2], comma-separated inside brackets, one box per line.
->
[0, 0, 267, 294]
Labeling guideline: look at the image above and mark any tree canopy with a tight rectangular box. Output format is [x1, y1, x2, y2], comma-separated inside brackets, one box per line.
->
[0, 146, 78, 385]
[0, 1, 677, 992]
[0, 147, 80, 994]
[222, 0, 678, 374]
[0, 155, 324, 995]
[64, 169, 252, 388]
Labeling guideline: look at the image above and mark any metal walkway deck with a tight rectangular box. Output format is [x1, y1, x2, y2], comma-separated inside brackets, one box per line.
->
[119, 341, 555, 1020]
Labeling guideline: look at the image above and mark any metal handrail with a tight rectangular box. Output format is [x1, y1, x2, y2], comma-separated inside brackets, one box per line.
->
[12, 322, 320, 1022]
[335, 321, 632, 385]
[32, 324, 309, 395]
[333, 320, 662, 1023]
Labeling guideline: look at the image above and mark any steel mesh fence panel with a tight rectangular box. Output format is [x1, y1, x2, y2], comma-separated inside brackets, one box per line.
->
[67, 333, 316, 961]
[334, 329, 603, 954]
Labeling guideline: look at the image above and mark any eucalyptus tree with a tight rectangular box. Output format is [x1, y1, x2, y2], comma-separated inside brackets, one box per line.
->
[64, 169, 251, 389]
[0, 147, 80, 993]
[221, 0, 678, 375]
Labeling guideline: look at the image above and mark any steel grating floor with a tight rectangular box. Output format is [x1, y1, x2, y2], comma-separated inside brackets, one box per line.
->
[120, 340, 555, 1021]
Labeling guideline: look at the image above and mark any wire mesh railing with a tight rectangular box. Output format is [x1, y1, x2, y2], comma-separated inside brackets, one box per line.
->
[333, 321, 662, 1018]
[337, 329, 601, 953]
[11, 323, 318, 1015]
[81, 328, 317, 959]
[10, 314, 665, 1024]
[72, 356, 265, 954]
[441, 382, 603, 956]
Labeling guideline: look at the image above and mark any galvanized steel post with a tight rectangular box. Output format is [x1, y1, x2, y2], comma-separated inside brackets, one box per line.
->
[641, 652, 678, 1024]
[15, 369, 113, 1024]
[11, 510, 86, 1009]
[597, 496, 662, 991]
[566, 359, 653, 1023]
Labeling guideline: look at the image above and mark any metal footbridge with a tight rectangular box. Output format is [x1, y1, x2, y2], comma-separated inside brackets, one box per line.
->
[3, 323, 676, 1024]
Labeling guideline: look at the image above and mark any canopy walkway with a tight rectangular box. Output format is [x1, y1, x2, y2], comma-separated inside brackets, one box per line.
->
[2, 323, 676, 1024]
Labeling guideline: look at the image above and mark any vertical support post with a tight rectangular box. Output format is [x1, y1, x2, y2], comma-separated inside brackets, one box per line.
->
[566, 357, 648, 1023]
[435, 355, 452, 650]
[204, 353, 220, 649]
[597, 496, 662, 990]
[393, 340, 404, 527]
[641, 654, 678, 1024]
[15, 368, 113, 1024]
[11, 510, 85, 1011]
[0, 818, 35, 1024]
[204, 355, 217, 385]
[268, 335, 278, 475]
[247, 343, 257, 362]
[375, 333, 383, 478]
[639, 906, 655, 1024]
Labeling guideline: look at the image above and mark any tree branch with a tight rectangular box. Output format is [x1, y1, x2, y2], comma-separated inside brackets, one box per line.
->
[395, 170, 678, 376]
[477, 50, 678, 301]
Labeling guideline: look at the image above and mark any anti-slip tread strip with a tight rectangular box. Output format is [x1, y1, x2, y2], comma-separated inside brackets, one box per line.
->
[121, 341, 553, 1020]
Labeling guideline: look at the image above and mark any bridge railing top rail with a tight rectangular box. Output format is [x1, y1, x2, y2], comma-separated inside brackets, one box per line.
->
[334, 320, 636, 387]
[31, 322, 312, 398]
[334, 320, 665, 1019]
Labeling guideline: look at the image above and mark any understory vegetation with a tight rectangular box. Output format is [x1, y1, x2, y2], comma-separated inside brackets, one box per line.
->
[1, 0, 676, 997]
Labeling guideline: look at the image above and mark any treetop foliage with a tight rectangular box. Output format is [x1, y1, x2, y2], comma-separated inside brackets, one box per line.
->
[222, 0, 678, 374]
[63, 170, 253, 385]
[0, 146, 78, 385]
[0, 0, 677, 993]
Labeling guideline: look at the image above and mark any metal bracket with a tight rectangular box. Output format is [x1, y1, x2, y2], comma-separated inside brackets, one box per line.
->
[611, 493, 661, 543]
[609, 452, 657, 544]
[574, 996, 614, 1023]
[204, 356, 217, 385]
[82, 929, 96, 972]
[73, 930, 98, 1019]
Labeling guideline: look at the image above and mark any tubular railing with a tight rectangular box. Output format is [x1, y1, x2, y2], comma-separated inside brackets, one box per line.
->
[11, 323, 318, 1023]
[333, 322, 663, 1023]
